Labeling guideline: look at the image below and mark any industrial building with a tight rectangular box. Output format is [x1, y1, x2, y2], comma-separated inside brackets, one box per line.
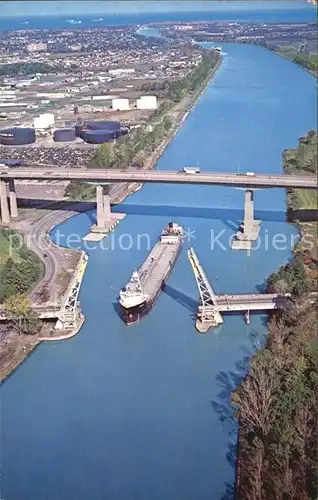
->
[0, 89, 18, 102]
[36, 92, 68, 99]
[136, 95, 157, 110]
[112, 98, 130, 111]
[109, 68, 135, 76]
[27, 43, 47, 52]
[90, 95, 112, 101]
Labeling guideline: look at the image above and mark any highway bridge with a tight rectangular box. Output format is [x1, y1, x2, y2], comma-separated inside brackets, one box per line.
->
[1, 169, 316, 241]
[0, 167, 317, 189]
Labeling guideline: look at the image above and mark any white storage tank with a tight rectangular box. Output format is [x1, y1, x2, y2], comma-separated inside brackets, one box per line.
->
[112, 98, 130, 111]
[136, 95, 157, 110]
[34, 113, 55, 130]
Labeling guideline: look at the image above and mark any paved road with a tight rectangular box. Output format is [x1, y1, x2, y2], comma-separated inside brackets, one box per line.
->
[26, 188, 124, 303]
[216, 293, 289, 311]
[1, 168, 317, 189]
[28, 209, 76, 302]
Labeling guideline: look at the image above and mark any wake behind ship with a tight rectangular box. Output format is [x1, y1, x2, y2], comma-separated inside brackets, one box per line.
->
[119, 222, 183, 325]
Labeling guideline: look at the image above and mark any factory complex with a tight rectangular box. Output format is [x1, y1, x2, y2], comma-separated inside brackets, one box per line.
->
[0, 25, 201, 150]
[1, 115, 131, 147]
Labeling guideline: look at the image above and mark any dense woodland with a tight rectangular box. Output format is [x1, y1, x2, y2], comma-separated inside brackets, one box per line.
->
[267, 253, 316, 296]
[233, 293, 317, 500]
[0, 61, 69, 76]
[234, 131, 317, 499]
[284, 130, 317, 178]
[0, 229, 43, 302]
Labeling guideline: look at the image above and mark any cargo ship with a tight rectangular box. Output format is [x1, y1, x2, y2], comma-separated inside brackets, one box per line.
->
[119, 222, 183, 325]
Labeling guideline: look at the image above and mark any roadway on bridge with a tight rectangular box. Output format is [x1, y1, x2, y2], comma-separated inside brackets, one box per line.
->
[216, 293, 288, 311]
[1, 167, 317, 189]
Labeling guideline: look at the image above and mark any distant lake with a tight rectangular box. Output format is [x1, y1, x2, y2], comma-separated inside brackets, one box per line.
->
[0, 2, 316, 30]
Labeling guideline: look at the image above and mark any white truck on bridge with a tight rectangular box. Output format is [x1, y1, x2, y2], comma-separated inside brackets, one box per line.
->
[179, 166, 200, 174]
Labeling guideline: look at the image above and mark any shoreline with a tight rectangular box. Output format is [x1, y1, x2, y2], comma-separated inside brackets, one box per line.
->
[112, 51, 222, 205]
[234, 132, 317, 497]
[260, 42, 318, 78]
[0, 337, 40, 384]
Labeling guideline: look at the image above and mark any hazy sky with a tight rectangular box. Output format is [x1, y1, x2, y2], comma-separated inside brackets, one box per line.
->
[1, 1, 305, 18]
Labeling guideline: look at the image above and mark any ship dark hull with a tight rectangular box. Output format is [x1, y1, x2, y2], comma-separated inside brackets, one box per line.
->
[119, 242, 182, 325]
[120, 296, 157, 326]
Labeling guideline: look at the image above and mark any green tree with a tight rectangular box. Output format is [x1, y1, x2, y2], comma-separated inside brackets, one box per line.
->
[4, 294, 41, 335]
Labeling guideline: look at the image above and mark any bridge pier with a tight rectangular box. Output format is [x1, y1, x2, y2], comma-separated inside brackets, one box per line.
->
[196, 306, 223, 332]
[103, 186, 111, 224]
[83, 183, 125, 241]
[55, 308, 82, 331]
[8, 179, 18, 219]
[244, 310, 250, 324]
[0, 179, 10, 225]
[96, 184, 111, 229]
[232, 189, 261, 250]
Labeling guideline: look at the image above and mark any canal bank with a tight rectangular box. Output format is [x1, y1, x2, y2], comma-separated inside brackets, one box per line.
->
[1, 43, 317, 500]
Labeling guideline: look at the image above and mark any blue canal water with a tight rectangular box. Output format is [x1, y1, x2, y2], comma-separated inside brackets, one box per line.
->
[1, 47, 317, 500]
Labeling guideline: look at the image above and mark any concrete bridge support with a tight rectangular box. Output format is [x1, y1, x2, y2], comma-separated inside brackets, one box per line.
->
[232, 189, 261, 250]
[103, 187, 111, 223]
[0, 179, 10, 224]
[96, 184, 105, 229]
[8, 179, 18, 219]
[95, 184, 112, 229]
[83, 183, 125, 241]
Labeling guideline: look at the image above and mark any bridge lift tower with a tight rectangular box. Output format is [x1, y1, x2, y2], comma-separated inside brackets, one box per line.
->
[187, 247, 223, 332]
[55, 253, 87, 330]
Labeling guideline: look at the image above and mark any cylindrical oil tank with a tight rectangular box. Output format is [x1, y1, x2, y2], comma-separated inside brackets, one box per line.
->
[85, 120, 120, 132]
[81, 130, 116, 144]
[53, 128, 76, 142]
[0, 128, 36, 146]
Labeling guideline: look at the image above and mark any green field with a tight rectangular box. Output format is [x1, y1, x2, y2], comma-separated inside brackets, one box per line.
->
[295, 189, 318, 210]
